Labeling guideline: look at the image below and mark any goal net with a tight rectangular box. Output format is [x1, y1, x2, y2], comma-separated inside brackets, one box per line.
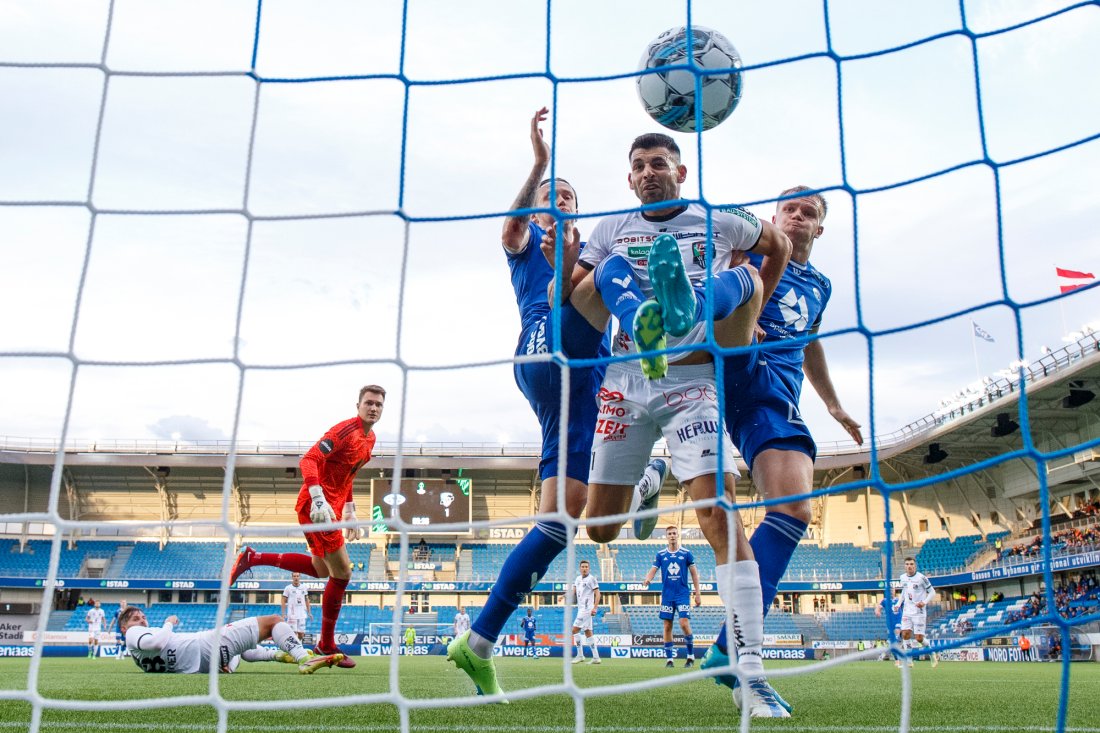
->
[1, 2, 1098, 733]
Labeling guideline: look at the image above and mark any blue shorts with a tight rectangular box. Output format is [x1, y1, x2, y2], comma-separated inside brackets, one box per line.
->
[659, 596, 692, 621]
[524, 632, 536, 642]
[722, 348, 816, 470]
[515, 304, 608, 483]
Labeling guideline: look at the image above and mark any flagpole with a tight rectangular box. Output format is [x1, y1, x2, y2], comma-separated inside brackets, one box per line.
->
[1055, 266, 1069, 335]
[970, 320, 981, 382]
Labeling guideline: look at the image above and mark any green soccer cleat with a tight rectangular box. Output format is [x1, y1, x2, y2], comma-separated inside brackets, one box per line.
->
[633, 299, 668, 380]
[299, 652, 344, 674]
[647, 233, 697, 338]
[447, 631, 508, 702]
[274, 650, 297, 664]
[700, 644, 793, 714]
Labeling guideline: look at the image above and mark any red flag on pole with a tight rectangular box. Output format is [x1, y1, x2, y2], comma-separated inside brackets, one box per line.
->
[1056, 267, 1095, 293]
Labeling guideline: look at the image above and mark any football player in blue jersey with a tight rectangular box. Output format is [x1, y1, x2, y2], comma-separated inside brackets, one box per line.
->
[641, 526, 701, 667]
[701, 186, 863, 713]
[520, 608, 538, 658]
[447, 108, 662, 699]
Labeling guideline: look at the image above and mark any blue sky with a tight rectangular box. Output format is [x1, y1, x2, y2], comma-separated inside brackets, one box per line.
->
[0, 0, 1097, 450]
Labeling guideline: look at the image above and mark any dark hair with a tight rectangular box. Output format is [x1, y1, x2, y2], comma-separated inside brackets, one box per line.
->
[579, 560, 590, 566]
[538, 177, 579, 212]
[629, 133, 680, 160]
[359, 385, 386, 401]
[904, 556, 916, 563]
[778, 185, 828, 220]
[118, 606, 143, 629]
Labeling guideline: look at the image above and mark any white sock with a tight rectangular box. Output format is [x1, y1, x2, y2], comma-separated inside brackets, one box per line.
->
[468, 631, 495, 660]
[271, 621, 309, 662]
[241, 648, 277, 662]
[574, 633, 586, 656]
[588, 636, 600, 659]
[717, 561, 765, 678]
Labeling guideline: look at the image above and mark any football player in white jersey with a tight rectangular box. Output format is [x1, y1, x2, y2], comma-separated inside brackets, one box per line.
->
[552, 132, 791, 717]
[119, 607, 344, 675]
[569, 561, 601, 664]
[281, 572, 313, 640]
[85, 601, 106, 659]
[453, 605, 471, 637]
[879, 557, 939, 667]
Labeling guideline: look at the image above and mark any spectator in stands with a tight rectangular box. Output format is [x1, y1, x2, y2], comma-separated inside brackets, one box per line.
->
[416, 538, 430, 562]
[1048, 631, 1062, 660]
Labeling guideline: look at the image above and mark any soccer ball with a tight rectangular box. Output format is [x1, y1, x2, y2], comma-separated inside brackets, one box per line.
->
[636, 25, 744, 133]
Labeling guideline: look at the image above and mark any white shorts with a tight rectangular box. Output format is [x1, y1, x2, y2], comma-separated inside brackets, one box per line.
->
[286, 616, 307, 633]
[212, 617, 261, 669]
[87, 624, 102, 635]
[900, 613, 926, 636]
[572, 611, 593, 632]
[589, 361, 739, 486]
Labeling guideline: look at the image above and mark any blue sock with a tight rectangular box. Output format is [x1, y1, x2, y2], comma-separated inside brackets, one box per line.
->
[471, 521, 567, 642]
[749, 511, 809, 616]
[700, 265, 756, 321]
[685, 634, 694, 658]
[664, 641, 674, 660]
[594, 255, 646, 341]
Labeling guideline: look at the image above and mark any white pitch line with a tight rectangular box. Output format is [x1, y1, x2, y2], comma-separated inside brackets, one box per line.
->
[1, 722, 1098, 733]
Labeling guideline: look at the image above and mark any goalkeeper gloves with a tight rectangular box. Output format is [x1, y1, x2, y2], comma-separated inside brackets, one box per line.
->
[308, 485, 336, 524]
[344, 501, 365, 542]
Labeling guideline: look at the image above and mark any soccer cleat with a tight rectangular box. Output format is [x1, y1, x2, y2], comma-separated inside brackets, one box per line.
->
[274, 651, 297, 664]
[665, 659, 675, 668]
[684, 658, 695, 668]
[633, 299, 668, 380]
[588, 657, 601, 665]
[647, 233, 696, 337]
[931, 652, 939, 668]
[229, 546, 257, 584]
[702, 645, 792, 714]
[744, 678, 792, 718]
[314, 644, 355, 669]
[571, 654, 585, 664]
[447, 631, 507, 701]
[632, 458, 669, 540]
[299, 653, 344, 674]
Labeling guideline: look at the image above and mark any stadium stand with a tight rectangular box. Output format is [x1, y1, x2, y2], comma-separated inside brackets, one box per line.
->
[914, 532, 1010, 575]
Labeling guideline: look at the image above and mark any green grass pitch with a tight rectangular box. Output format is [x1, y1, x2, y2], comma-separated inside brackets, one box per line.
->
[0, 656, 1097, 731]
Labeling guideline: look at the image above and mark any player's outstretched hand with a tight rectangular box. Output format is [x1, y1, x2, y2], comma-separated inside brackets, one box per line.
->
[165, 615, 180, 626]
[694, 592, 702, 607]
[829, 404, 864, 445]
[540, 220, 581, 301]
[308, 485, 337, 524]
[874, 603, 883, 617]
[343, 501, 365, 542]
[530, 106, 550, 169]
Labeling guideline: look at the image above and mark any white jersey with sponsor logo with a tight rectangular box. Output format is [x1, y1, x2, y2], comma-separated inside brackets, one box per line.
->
[85, 607, 105, 629]
[282, 584, 309, 620]
[897, 571, 934, 616]
[125, 624, 209, 674]
[578, 204, 762, 358]
[573, 573, 600, 613]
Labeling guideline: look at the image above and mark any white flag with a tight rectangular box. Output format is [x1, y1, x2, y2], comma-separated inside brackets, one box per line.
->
[972, 321, 994, 343]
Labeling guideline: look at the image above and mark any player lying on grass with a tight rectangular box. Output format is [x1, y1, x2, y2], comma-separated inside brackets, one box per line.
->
[118, 607, 344, 675]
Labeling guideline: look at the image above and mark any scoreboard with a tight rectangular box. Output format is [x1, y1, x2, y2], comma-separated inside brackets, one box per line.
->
[369, 478, 473, 534]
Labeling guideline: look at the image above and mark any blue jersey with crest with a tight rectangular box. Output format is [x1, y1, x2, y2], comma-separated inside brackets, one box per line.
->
[506, 221, 611, 483]
[747, 252, 832, 401]
[521, 616, 537, 638]
[654, 547, 695, 600]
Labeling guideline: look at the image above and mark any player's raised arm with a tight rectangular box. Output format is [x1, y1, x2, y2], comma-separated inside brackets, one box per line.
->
[803, 338, 863, 445]
[747, 220, 792, 307]
[502, 107, 551, 253]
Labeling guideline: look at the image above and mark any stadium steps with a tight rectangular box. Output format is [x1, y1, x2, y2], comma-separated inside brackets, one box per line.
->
[791, 613, 825, 640]
[368, 549, 386, 580]
[47, 610, 73, 631]
[103, 545, 133, 578]
[455, 548, 472, 581]
[603, 613, 630, 634]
